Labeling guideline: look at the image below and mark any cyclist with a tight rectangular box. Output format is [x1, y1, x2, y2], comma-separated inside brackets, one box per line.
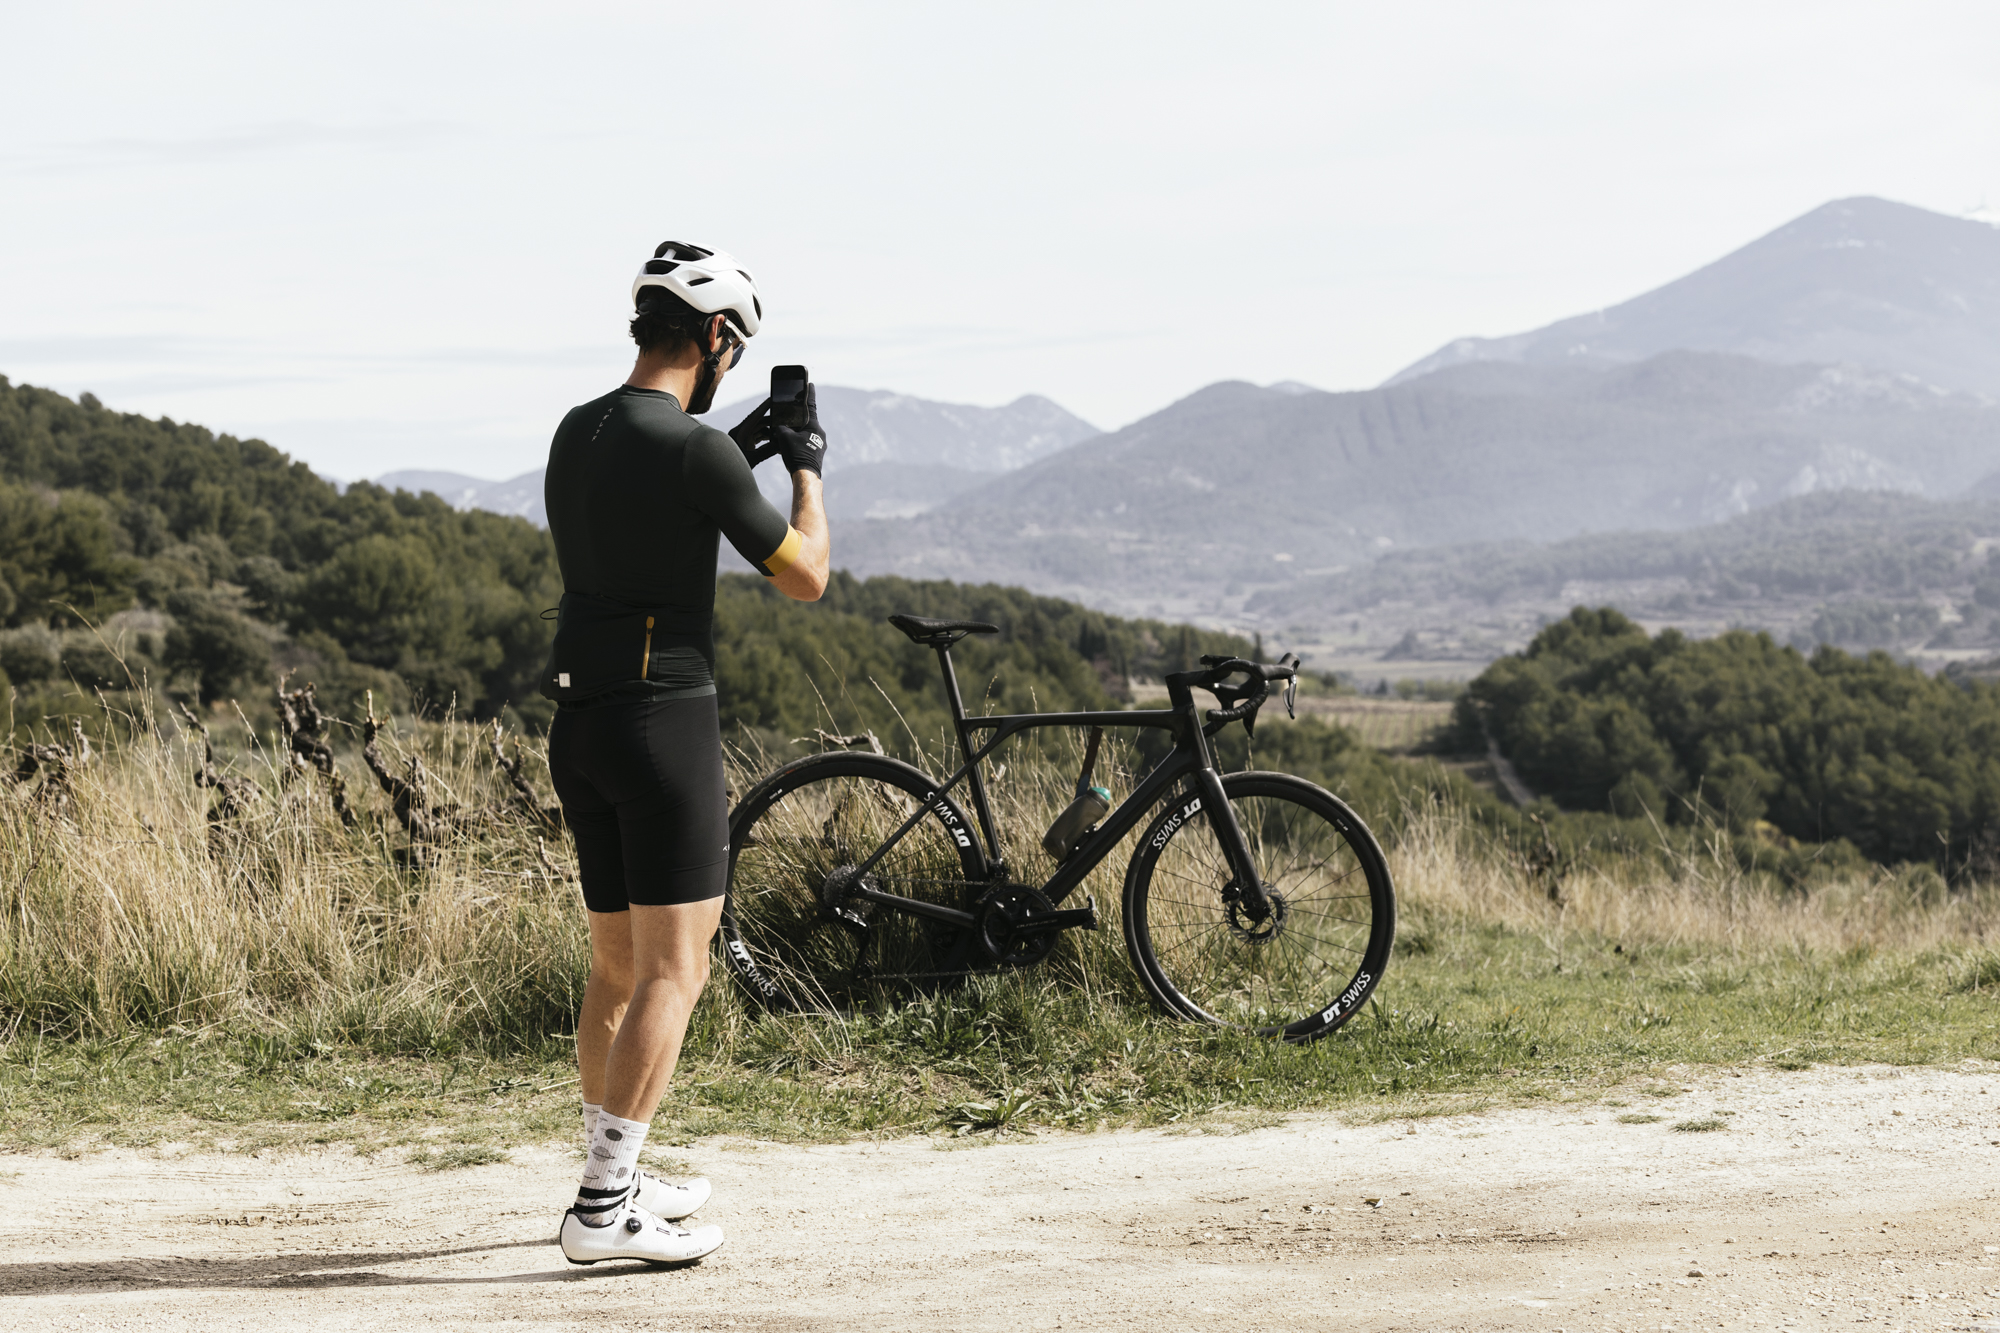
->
[542, 241, 829, 1266]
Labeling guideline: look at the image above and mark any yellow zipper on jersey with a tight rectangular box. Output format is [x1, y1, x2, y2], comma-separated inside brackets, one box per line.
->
[640, 616, 655, 679]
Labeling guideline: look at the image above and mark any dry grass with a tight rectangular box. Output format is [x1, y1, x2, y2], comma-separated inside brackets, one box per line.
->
[6, 701, 1998, 1047]
[0, 701, 587, 1046]
[2, 698, 1998, 1156]
[1388, 796, 2000, 959]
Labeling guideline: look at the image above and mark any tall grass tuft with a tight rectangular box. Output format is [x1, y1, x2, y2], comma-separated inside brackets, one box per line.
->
[0, 701, 587, 1049]
[1389, 794, 2000, 957]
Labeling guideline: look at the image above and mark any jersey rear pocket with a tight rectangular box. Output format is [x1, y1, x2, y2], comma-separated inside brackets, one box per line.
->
[540, 592, 713, 702]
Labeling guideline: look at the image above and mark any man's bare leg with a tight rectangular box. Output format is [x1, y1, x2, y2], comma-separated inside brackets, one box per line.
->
[600, 896, 723, 1120]
[567, 896, 726, 1249]
[577, 909, 636, 1125]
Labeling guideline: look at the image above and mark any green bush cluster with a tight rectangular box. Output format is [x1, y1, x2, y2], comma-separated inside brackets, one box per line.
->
[0, 378, 562, 727]
[1462, 606, 2000, 871]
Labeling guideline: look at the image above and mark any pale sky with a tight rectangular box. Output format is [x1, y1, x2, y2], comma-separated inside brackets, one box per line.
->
[3, 1, 1996, 482]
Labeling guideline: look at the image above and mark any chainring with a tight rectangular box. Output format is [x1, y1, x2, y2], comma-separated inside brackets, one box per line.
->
[976, 885, 1059, 967]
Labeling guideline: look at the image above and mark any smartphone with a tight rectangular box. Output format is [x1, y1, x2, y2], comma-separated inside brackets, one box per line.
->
[770, 365, 810, 430]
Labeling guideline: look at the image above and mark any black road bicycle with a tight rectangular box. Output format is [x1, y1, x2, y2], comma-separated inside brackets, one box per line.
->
[719, 614, 1396, 1040]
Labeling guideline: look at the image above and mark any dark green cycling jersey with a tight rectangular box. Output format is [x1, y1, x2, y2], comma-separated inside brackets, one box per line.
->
[541, 385, 799, 705]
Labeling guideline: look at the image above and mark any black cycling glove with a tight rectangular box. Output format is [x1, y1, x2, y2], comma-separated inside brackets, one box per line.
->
[727, 398, 780, 467]
[771, 384, 828, 477]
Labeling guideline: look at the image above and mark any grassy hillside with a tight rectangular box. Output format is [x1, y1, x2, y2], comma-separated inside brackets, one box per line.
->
[5, 706, 1993, 1149]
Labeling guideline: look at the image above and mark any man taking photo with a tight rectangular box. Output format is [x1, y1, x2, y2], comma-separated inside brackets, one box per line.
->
[541, 240, 829, 1265]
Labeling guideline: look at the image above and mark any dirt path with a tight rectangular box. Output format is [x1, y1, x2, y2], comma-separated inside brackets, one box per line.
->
[4, 1063, 1999, 1331]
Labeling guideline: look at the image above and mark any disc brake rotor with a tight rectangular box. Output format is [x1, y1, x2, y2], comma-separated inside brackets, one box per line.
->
[1225, 885, 1287, 944]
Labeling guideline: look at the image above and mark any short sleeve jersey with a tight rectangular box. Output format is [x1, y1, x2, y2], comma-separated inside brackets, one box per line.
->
[544, 385, 794, 696]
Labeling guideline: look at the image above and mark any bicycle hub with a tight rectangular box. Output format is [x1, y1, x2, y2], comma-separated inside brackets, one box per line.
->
[1225, 885, 1287, 944]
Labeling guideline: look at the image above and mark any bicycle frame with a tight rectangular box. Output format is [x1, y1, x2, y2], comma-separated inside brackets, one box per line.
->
[833, 638, 1272, 933]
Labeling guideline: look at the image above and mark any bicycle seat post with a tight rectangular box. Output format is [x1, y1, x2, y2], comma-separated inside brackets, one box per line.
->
[932, 632, 1008, 872]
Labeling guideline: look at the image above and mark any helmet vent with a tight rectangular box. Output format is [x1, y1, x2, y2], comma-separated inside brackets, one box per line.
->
[642, 260, 678, 275]
[685, 275, 714, 287]
[753, 295, 762, 320]
[655, 241, 712, 261]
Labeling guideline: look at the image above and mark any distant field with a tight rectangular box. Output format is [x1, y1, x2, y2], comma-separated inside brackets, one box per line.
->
[1286, 696, 1453, 751]
[1128, 681, 1453, 752]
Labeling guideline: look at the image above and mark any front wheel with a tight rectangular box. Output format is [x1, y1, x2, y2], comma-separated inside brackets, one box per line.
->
[1123, 771, 1395, 1041]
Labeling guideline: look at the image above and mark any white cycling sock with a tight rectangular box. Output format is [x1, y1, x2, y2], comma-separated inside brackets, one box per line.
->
[582, 1101, 602, 1148]
[574, 1111, 648, 1227]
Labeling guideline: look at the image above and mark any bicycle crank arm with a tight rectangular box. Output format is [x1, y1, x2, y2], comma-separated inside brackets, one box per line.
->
[1040, 898, 1099, 933]
[848, 883, 978, 930]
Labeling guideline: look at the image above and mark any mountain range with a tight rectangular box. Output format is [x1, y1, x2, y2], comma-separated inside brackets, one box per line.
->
[833, 348, 2000, 619]
[378, 385, 1098, 529]
[826, 197, 2000, 621]
[381, 195, 2000, 644]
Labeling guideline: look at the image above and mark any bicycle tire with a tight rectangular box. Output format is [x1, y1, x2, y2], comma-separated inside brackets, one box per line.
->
[1122, 771, 1395, 1041]
[722, 752, 985, 1012]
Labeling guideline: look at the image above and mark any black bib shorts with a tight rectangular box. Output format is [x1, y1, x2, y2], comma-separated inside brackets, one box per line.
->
[547, 694, 731, 913]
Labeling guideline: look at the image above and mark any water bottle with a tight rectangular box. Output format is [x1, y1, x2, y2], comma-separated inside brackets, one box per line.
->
[1043, 784, 1111, 861]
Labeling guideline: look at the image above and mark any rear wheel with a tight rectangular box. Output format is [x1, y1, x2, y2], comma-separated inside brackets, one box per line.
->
[721, 753, 985, 1012]
[1122, 771, 1394, 1040]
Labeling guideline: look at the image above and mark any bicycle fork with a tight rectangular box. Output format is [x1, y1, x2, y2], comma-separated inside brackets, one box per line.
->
[1189, 765, 1275, 922]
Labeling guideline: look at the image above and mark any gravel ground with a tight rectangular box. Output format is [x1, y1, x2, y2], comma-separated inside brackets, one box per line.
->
[3, 1062, 1998, 1331]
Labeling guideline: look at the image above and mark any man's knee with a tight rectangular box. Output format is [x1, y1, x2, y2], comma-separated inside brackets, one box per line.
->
[632, 947, 711, 1003]
[589, 958, 637, 1001]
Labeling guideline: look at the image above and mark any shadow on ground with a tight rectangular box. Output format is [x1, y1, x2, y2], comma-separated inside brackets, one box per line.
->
[0, 1238, 694, 1295]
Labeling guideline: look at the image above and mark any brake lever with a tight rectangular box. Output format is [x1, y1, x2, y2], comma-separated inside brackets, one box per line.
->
[1279, 652, 1300, 720]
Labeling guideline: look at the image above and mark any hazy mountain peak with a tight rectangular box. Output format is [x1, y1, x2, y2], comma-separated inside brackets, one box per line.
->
[1386, 196, 2000, 396]
[714, 384, 1098, 472]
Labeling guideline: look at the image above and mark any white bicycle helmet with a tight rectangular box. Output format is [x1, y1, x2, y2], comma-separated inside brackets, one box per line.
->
[631, 241, 762, 339]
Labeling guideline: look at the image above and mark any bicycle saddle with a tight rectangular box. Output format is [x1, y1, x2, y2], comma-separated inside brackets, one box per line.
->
[887, 613, 1000, 646]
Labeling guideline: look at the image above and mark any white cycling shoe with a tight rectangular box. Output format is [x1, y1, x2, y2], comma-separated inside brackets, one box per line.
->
[560, 1200, 724, 1266]
[634, 1172, 711, 1221]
